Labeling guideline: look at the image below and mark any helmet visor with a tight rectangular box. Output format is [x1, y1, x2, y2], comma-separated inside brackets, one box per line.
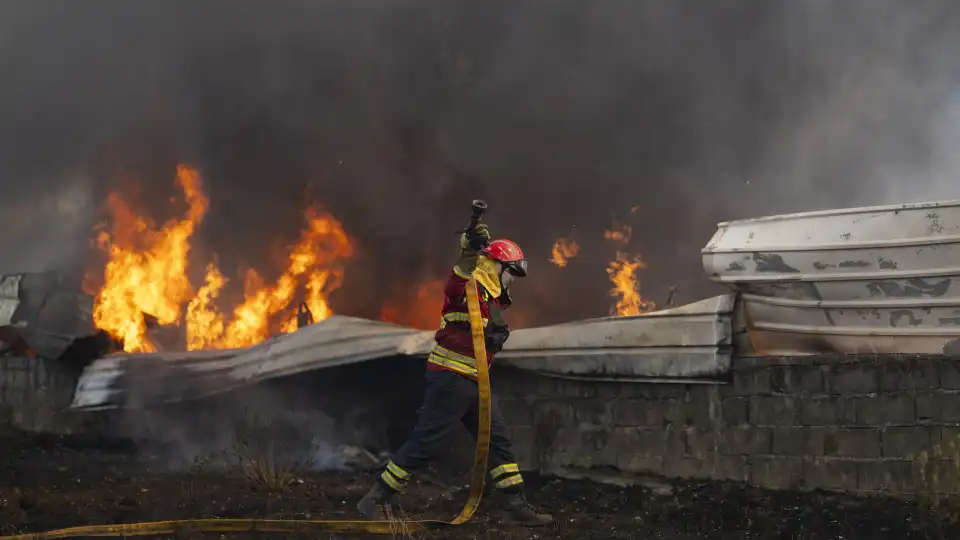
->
[505, 259, 528, 278]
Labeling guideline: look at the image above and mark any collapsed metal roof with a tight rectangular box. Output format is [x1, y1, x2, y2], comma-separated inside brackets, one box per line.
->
[0, 272, 95, 359]
[71, 294, 735, 411]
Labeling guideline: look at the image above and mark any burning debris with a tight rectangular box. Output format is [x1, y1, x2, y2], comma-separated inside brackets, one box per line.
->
[548, 222, 655, 317]
[89, 165, 354, 353]
[607, 252, 655, 316]
[549, 237, 580, 268]
[603, 223, 655, 316]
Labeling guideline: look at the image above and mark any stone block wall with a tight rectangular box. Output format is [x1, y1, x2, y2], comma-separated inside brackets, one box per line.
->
[493, 354, 959, 495]
[0, 355, 81, 433]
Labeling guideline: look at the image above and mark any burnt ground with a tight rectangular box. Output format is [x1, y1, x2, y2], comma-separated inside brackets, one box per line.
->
[1, 432, 958, 540]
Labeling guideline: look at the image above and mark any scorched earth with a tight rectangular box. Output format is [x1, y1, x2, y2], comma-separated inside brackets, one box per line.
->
[0, 431, 955, 540]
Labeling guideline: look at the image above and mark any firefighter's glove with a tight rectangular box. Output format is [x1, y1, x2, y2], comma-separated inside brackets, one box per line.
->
[485, 323, 510, 354]
[460, 223, 491, 255]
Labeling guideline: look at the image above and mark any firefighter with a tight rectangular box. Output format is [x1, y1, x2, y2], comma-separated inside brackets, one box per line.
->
[357, 223, 553, 527]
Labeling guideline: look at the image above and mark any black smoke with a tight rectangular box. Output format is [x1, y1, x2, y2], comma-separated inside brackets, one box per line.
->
[2, 0, 960, 326]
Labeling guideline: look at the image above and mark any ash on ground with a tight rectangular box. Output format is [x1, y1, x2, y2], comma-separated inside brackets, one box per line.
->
[1, 431, 958, 539]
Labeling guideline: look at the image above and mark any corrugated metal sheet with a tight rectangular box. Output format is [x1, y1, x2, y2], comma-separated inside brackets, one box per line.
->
[0, 272, 96, 359]
[0, 275, 20, 326]
[72, 296, 734, 411]
[497, 295, 734, 379]
[702, 199, 960, 355]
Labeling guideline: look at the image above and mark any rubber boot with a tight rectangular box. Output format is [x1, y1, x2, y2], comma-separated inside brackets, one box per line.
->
[356, 481, 396, 520]
[503, 492, 553, 527]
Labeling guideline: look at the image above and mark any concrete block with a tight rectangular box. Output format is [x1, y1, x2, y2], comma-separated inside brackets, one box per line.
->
[940, 359, 960, 390]
[622, 384, 685, 400]
[532, 400, 576, 426]
[596, 382, 627, 400]
[722, 397, 750, 426]
[750, 456, 803, 489]
[801, 397, 856, 426]
[663, 399, 686, 427]
[664, 455, 710, 479]
[687, 388, 718, 429]
[731, 368, 772, 396]
[646, 385, 687, 401]
[772, 427, 808, 456]
[750, 396, 799, 426]
[612, 399, 663, 427]
[804, 457, 859, 491]
[685, 428, 718, 459]
[771, 365, 825, 395]
[551, 427, 583, 454]
[536, 377, 596, 399]
[581, 426, 612, 452]
[720, 426, 771, 455]
[827, 363, 879, 395]
[936, 427, 960, 450]
[805, 427, 832, 456]
[574, 399, 613, 426]
[880, 359, 938, 391]
[855, 395, 915, 426]
[612, 427, 666, 457]
[508, 425, 535, 469]
[665, 424, 685, 456]
[916, 392, 940, 422]
[617, 453, 663, 474]
[858, 461, 915, 493]
[499, 399, 533, 427]
[716, 456, 749, 482]
[831, 428, 881, 458]
[940, 394, 960, 423]
[883, 426, 933, 459]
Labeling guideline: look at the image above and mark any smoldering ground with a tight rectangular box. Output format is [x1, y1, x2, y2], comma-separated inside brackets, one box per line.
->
[1, 1, 960, 326]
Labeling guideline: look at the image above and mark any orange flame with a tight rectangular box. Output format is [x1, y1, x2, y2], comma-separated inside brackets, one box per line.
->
[93, 165, 208, 352]
[606, 252, 655, 316]
[549, 238, 580, 268]
[92, 165, 354, 352]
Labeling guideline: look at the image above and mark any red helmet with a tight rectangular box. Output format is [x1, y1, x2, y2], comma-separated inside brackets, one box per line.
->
[482, 239, 528, 277]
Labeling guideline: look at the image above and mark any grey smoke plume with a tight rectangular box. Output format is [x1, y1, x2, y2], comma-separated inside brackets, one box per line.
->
[1, 0, 959, 325]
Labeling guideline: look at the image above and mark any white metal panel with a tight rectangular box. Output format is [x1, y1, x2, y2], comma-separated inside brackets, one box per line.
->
[702, 199, 960, 355]
[70, 297, 736, 411]
[0, 274, 20, 326]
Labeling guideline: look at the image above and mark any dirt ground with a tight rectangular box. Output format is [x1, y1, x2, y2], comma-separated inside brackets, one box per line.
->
[1, 432, 958, 540]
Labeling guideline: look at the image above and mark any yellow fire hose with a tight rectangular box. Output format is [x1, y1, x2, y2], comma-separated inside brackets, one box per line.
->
[1, 277, 492, 539]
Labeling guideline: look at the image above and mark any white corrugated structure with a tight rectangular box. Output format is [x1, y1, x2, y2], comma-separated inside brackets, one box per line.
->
[71, 295, 735, 411]
[702, 200, 960, 355]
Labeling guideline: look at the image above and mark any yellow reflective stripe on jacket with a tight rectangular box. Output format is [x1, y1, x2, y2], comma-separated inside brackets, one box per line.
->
[427, 352, 478, 378]
[489, 463, 520, 479]
[453, 265, 471, 279]
[441, 312, 489, 328]
[430, 344, 477, 367]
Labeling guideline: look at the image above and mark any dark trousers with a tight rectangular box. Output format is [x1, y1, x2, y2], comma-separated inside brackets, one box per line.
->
[389, 369, 518, 479]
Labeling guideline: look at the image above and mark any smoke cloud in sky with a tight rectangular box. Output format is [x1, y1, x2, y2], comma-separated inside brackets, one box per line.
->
[1, 0, 960, 325]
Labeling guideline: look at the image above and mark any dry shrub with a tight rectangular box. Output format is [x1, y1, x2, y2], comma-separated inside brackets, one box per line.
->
[385, 504, 422, 540]
[232, 411, 313, 491]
